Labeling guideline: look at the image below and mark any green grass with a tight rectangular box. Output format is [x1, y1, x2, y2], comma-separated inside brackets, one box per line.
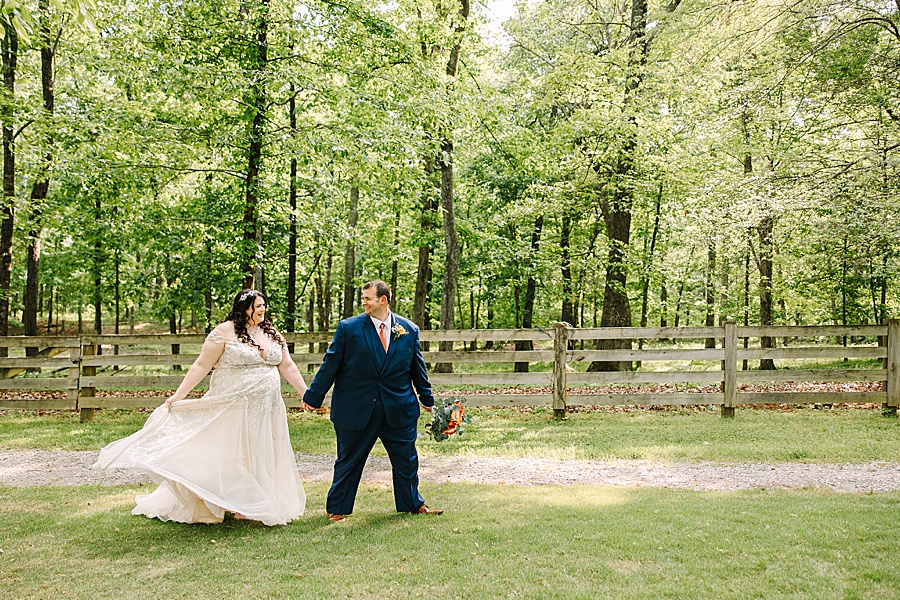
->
[1, 483, 898, 599]
[417, 406, 900, 463]
[3, 400, 898, 597]
[2, 406, 898, 464]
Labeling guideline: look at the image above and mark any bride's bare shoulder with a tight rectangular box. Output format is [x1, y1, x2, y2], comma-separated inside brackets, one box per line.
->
[217, 321, 236, 335]
[206, 321, 236, 344]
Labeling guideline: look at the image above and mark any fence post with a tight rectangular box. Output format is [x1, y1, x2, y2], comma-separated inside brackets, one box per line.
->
[721, 320, 736, 418]
[886, 319, 899, 416]
[552, 322, 572, 419]
[79, 343, 97, 422]
[68, 343, 82, 410]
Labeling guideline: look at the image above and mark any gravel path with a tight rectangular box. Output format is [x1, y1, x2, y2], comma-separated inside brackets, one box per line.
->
[1, 449, 899, 493]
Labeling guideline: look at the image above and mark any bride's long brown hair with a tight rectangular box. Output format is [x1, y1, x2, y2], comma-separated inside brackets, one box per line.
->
[225, 290, 285, 352]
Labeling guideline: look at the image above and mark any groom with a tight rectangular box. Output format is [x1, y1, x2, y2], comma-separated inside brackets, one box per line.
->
[302, 280, 443, 521]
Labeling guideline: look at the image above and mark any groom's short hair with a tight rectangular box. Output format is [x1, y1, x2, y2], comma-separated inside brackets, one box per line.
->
[363, 280, 391, 302]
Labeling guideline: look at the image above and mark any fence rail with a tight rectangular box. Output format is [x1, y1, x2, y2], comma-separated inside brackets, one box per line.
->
[0, 320, 897, 419]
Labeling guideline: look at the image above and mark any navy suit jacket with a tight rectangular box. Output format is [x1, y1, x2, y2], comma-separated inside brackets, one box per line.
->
[303, 313, 434, 431]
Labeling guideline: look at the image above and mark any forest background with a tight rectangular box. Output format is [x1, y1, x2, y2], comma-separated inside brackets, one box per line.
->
[0, 0, 896, 358]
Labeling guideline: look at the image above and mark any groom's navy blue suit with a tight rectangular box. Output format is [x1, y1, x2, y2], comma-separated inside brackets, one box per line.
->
[303, 312, 434, 514]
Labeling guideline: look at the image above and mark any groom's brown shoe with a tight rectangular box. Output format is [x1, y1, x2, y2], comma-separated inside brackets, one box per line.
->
[412, 504, 443, 515]
[327, 513, 346, 522]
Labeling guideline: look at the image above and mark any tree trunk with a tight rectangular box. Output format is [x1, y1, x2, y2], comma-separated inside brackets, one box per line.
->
[169, 310, 180, 371]
[315, 270, 324, 350]
[659, 283, 668, 328]
[25, 0, 54, 356]
[880, 254, 888, 325]
[390, 203, 401, 311]
[315, 253, 333, 351]
[758, 212, 776, 370]
[742, 116, 775, 370]
[469, 290, 476, 351]
[560, 212, 576, 326]
[433, 0, 470, 374]
[515, 216, 543, 372]
[413, 162, 437, 329]
[743, 238, 750, 370]
[204, 238, 214, 333]
[637, 184, 662, 364]
[324, 252, 333, 330]
[315, 271, 325, 329]
[588, 194, 634, 371]
[433, 137, 460, 373]
[204, 288, 213, 333]
[24, 223, 41, 349]
[240, 0, 269, 289]
[589, 0, 671, 372]
[286, 84, 298, 334]
[639, 184, 662, 331]
[455, 276, 463, 328]
[46, 286, 52, 334]
[484, 296, 493, 350]
[114, 250, 121, 365]
[672, 248, 694, 328]
[705, 240, 716, 348]
[307, 292, 315, 357]
[0, 21, 17, 355]
[93, 198, 103, 338]
[841, 235, 848, 353]
[115, 257, 120, 327]
[342, 186, 359, 319]
[413, 9, 443, 333]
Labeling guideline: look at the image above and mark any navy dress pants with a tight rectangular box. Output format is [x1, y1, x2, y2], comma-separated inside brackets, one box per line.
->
[326, 398, 425, 515]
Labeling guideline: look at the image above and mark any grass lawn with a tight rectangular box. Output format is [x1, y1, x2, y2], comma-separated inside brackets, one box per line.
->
[1, 406, 898, 464]
[1, 483, 898, 599]
[2, 406, 899, 597]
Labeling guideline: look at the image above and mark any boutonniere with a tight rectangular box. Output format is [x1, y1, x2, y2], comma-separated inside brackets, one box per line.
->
[391, 323, 408, 339]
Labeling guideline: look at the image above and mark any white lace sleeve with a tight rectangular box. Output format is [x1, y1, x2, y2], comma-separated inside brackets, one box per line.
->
[205, 329, 228, 345]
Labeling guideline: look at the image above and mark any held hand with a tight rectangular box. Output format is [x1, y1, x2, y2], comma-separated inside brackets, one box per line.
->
[423, 405, 433, 412]
[300, 401, 315, 412]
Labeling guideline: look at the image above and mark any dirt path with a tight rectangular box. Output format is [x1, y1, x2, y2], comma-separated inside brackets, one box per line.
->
[1, 449, 899, 493]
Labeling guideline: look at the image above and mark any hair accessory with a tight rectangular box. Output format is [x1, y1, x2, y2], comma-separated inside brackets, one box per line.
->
[239, 290, 258, 302]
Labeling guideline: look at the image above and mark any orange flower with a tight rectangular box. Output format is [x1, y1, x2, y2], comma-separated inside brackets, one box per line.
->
[428, 398, 468, 442]
[442, 402, 464, 435]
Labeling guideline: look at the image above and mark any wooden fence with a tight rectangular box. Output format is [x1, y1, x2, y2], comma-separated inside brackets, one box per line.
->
[0, 321, 897, 420]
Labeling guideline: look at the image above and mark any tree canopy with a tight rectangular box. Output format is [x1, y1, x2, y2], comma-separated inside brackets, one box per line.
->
[0, 0, 896, 340]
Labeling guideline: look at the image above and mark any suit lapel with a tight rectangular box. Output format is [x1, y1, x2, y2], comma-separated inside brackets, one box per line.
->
[382, 314, 399, 373]
[363, 317, 384, 372]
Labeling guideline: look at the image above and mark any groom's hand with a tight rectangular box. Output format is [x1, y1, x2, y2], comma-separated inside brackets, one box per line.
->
[423, 405, 433, 412]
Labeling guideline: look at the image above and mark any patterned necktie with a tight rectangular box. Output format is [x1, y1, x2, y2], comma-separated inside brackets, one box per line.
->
[379, 323, 388, 353]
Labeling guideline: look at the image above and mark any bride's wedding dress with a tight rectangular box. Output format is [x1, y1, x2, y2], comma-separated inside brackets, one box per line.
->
[95, 330, 305, 525]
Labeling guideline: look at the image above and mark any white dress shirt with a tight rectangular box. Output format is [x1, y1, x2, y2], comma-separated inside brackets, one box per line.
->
[370, 314, 391, 352]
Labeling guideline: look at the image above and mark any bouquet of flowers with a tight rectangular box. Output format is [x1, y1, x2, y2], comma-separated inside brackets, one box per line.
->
[427, 398, 468, 442]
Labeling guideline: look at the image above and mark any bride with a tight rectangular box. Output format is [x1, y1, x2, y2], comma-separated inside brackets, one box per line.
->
[95, 290, 308, 526]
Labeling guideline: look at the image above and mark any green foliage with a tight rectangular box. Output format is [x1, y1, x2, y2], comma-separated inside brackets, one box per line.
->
[1, 0, 898, 336]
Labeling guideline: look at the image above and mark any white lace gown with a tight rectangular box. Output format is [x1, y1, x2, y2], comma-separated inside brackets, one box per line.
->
[95, 330, 305, 526]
